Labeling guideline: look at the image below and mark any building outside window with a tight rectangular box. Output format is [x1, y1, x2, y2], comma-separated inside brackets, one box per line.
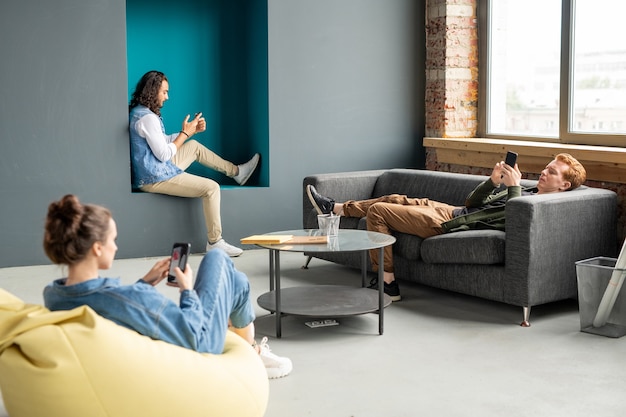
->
[481, 0, 626, 147]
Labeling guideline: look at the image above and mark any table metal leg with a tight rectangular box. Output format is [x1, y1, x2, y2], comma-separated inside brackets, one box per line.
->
[274, 250, 282, 338]
[361, 250, 367, 287]
[267, 249, 282, 338]
[269, 250, 275, 291]
[378, 246, 384, 335]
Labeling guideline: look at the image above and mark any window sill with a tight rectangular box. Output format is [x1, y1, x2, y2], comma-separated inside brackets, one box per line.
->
[423, 137, 626, 184]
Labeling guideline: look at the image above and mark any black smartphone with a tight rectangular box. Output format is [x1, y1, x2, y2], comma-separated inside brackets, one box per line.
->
[167, 242, 191, 283]
[505, 151, 518, 168]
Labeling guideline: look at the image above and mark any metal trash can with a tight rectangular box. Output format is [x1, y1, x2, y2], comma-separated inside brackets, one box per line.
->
[575, 257, 626, 338]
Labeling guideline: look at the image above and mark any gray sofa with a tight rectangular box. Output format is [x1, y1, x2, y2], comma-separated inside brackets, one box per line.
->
[302, 169, 618, 325]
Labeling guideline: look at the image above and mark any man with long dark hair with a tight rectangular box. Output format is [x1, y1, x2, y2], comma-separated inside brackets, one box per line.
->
[129, 70, 259, 256]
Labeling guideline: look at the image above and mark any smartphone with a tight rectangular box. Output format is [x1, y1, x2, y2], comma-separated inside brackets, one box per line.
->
[504, 151, 518, 168]
[167, 242, 191, 283]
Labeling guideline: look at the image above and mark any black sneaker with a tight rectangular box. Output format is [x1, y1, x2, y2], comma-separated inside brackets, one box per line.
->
[306, 185, 335, 215]
[368, 277, 402, 302]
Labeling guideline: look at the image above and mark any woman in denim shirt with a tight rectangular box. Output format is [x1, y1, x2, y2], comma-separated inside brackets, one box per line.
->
[129, 70, 260, 257]
[42, 194, 292, 379]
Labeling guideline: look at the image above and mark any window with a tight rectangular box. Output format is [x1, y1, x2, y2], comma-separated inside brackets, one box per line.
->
[480, 0, 626, 147]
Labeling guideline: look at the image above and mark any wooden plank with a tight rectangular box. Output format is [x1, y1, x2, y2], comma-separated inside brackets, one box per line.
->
[425, 137, 626, 183]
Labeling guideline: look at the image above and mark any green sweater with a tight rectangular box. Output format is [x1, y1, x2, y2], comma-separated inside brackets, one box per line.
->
[441, 179, 534, 233]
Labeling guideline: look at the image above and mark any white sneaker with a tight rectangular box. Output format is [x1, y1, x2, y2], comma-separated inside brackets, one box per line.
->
[257, 337, 292, 379]
[206, 239, 243, 257]
[233, 153, 260, 185]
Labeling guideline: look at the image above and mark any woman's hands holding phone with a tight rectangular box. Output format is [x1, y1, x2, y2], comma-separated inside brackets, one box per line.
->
[141, 258, 170, 286]
[141, 257, 194, 291]
[168, 263, 194, 292]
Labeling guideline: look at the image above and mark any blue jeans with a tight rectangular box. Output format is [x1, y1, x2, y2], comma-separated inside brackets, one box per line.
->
[45, 249, 254, 354]
[194, 249, 256, 353]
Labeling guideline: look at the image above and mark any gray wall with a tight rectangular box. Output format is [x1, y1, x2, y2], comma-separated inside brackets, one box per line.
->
[0, 0, 425, 267]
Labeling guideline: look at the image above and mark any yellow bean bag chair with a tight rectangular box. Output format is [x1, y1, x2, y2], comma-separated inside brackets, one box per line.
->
[0, 289, 268, 417]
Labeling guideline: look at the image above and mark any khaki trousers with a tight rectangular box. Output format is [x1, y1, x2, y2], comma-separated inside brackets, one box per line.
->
[141, 140, 238, 243]
[342, 194, 458, 273]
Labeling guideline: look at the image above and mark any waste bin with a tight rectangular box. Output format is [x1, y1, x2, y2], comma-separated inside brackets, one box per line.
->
[575, 257, 626, 338]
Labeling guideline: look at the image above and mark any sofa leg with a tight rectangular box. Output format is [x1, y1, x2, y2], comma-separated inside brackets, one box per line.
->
[301, 255, 313, 270]
[520, 306, 531, 327]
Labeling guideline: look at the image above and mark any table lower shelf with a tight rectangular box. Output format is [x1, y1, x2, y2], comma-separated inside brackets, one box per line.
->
[257, 285, 392, 317]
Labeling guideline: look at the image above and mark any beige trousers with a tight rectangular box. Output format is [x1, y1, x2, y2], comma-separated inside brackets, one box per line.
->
[141, 140, 238, 243]
[342, 194, 458, 273]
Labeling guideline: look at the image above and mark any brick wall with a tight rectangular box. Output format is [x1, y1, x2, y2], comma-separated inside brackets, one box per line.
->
[425, 0, 478, 138]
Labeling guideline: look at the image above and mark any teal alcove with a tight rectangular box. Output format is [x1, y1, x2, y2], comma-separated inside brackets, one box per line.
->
[126, 0, 269, 188]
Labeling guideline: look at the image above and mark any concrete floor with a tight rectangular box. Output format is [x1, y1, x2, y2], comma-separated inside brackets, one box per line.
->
[1, 249, 625, 417]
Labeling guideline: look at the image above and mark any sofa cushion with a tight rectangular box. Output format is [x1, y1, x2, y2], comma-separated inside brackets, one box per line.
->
[351, 220, 501, 265]
[392, 232, 424, 261]
[0, 289, 268, 417]
[420, 230, 506, 264]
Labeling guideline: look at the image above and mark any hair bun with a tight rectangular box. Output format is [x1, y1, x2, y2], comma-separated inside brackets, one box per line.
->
[53, 194, 84, 233]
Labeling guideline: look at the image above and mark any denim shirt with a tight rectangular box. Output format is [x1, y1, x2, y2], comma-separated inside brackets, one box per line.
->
[129, 105, 182, 188]
[43, 277, 213, 352]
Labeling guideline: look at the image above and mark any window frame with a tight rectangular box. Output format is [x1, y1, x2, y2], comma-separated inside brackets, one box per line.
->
[478, 0, 625, 148]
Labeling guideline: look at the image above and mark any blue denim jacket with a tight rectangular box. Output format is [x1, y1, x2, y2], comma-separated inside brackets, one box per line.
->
[43, 277, 211, 352]
[129, 105, 182, 188]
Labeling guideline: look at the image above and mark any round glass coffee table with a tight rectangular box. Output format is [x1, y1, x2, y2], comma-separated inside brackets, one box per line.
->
[255, 229, 396, 338]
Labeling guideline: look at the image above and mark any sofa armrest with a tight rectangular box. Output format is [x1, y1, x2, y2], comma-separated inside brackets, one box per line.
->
[302, 170, 387, 229]
[504, 187, 617, 306]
